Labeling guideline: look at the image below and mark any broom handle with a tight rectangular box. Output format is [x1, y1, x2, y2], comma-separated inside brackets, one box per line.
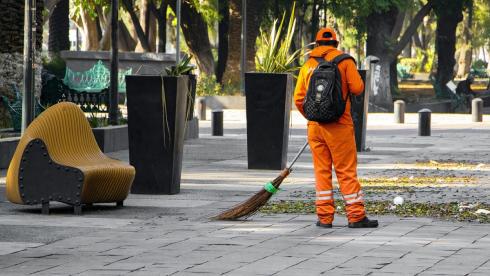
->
[287, 141, 309, 170]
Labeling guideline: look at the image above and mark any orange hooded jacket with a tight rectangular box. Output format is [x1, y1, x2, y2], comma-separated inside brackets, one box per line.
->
[294, 46, 364, 125]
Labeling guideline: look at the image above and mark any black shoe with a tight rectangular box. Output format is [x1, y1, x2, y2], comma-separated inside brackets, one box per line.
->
[348, 217, 378, 228]
[316, 221, 333, 228]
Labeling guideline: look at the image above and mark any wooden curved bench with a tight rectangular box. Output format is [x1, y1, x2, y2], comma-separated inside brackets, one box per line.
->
[6, 102, 135, 214]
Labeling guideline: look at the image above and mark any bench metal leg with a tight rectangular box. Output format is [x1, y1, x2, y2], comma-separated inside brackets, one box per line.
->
[74, 204, 82, 215]
[42, 202, 49, 215]
[116, 201, 124, 207]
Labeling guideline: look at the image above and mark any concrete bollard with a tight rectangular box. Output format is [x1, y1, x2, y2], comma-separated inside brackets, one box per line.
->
[472, 98, 483, 122]
[212, 110, 223, 136]
[418, 109, 431, 136]
[198, 98, 206, 120]
[394, 100, 405, 124]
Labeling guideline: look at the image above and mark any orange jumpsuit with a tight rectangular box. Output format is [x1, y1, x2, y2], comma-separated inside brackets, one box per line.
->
[294, 45, 365, 224]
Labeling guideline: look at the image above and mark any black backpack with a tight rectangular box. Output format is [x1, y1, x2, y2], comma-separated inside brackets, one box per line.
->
[303, 53, 355, 123]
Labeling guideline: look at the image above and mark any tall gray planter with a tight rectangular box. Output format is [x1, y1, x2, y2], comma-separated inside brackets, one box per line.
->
[245, 73, 293, 170]
[126, 75, 188, 194]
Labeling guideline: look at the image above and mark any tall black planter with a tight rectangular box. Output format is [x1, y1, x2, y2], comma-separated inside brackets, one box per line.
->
[351, 70, 368, 152]
[186, 74, 197, 120]
[126, 75, 188, 194]
[245, 73, 293, 170]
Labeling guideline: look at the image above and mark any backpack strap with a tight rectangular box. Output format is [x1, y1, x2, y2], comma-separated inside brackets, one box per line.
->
[331, 53, 356, 66]
[312, 49, 337, 64]
[331, 53, 356, 103]
[314, 57, 326, 64]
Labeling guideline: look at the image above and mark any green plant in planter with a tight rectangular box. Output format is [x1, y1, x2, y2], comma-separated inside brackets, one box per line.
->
[255, 3, 309, 73]
[41, 54, 66, 78]
[165, 54, 196, 121]
[161, 54, 197, 146]
[87, 112, 108, 128]
[87, 109, 126, 128]
[165, 54, 195, 76]
[196, 74, 222, 96]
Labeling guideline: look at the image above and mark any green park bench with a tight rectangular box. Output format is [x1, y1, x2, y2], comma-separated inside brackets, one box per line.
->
[470, 67, 488, 78]
[1, 85, 45, 132]
[63, 60, 132, 93]
[40, 61, 132, 113]
[397, 64, 414, 80]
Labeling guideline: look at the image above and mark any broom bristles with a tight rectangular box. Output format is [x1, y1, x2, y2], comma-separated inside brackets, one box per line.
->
[212, 169, 290, 220]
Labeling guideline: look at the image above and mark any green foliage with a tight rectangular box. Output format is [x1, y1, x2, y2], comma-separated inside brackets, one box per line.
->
[87, 113, 108, 128]
[339, 25, 362, 51]
[473, 0, 490, 49]
[471, 59, 489, 78]
[196, 74, 240, 97]
[472, 59, 488, 70]
[399, 58, 417, 72]
[432, 0, 468, 18]
[196, 74, 226, 96]
[329, 0, 406, 18]
[72, 0, 110, 19]
[398, 48, 435, 74]
[164, 54, 197, 123]
[417, 48, 435, 73]
[165, 55, 195, 76]
[256, 3, 308, 73]
[41, 55, 66, 78]
[328, 0, 408, 36]
[222, 82, 240, 96]
[189, 0, 220, 25]
[261, 200, 490, 223]
[87, 110, 126, 128]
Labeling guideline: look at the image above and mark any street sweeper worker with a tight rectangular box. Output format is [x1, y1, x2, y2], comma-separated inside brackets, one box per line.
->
[294, 27, 378, 228]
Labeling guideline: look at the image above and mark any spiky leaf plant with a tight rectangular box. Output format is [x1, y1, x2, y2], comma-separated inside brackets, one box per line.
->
[255, 3, 309, 73]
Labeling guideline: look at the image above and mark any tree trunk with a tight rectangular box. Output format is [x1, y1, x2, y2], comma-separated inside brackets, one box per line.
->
[119, 20, 137, 51]
[456, 45, 472, 78]
[487, 48, 490, 75]
[298, 1, 309, 64]
[136, 0, 156, 52]
[122, 0, 151, 52]
[167, 0, 215, 76]
[148, 7, 157, 51]
[456, 3, 472, 78]
[310, 0, 319, 43]
[98, 7, 112, 51]
[413, 13, 435, 72]
[366, 7, 398, 110]
[158, 1, 168, 53]
[0, 0, 24, 127]
[246, 0, 266, 72]
[274, 0, 279, 19]
[434, 0, 464, 98]
[365, 1, 433, 108]
[148, 0, 168, 53]
[35, 0, 44, 50]
[216, 0, 229, 83]
[222, 0, 241, 84]
[48, 0, 70, 54]
[0, 0, 43, 127]
[0, 1, 23, 53]
[80, 8, 100, 51]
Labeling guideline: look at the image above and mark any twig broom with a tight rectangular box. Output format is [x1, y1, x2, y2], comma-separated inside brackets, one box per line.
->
[212, 141, 309, 220]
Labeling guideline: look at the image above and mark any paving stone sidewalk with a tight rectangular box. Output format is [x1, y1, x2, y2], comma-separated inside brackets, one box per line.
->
[0, 112, 490, 275]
